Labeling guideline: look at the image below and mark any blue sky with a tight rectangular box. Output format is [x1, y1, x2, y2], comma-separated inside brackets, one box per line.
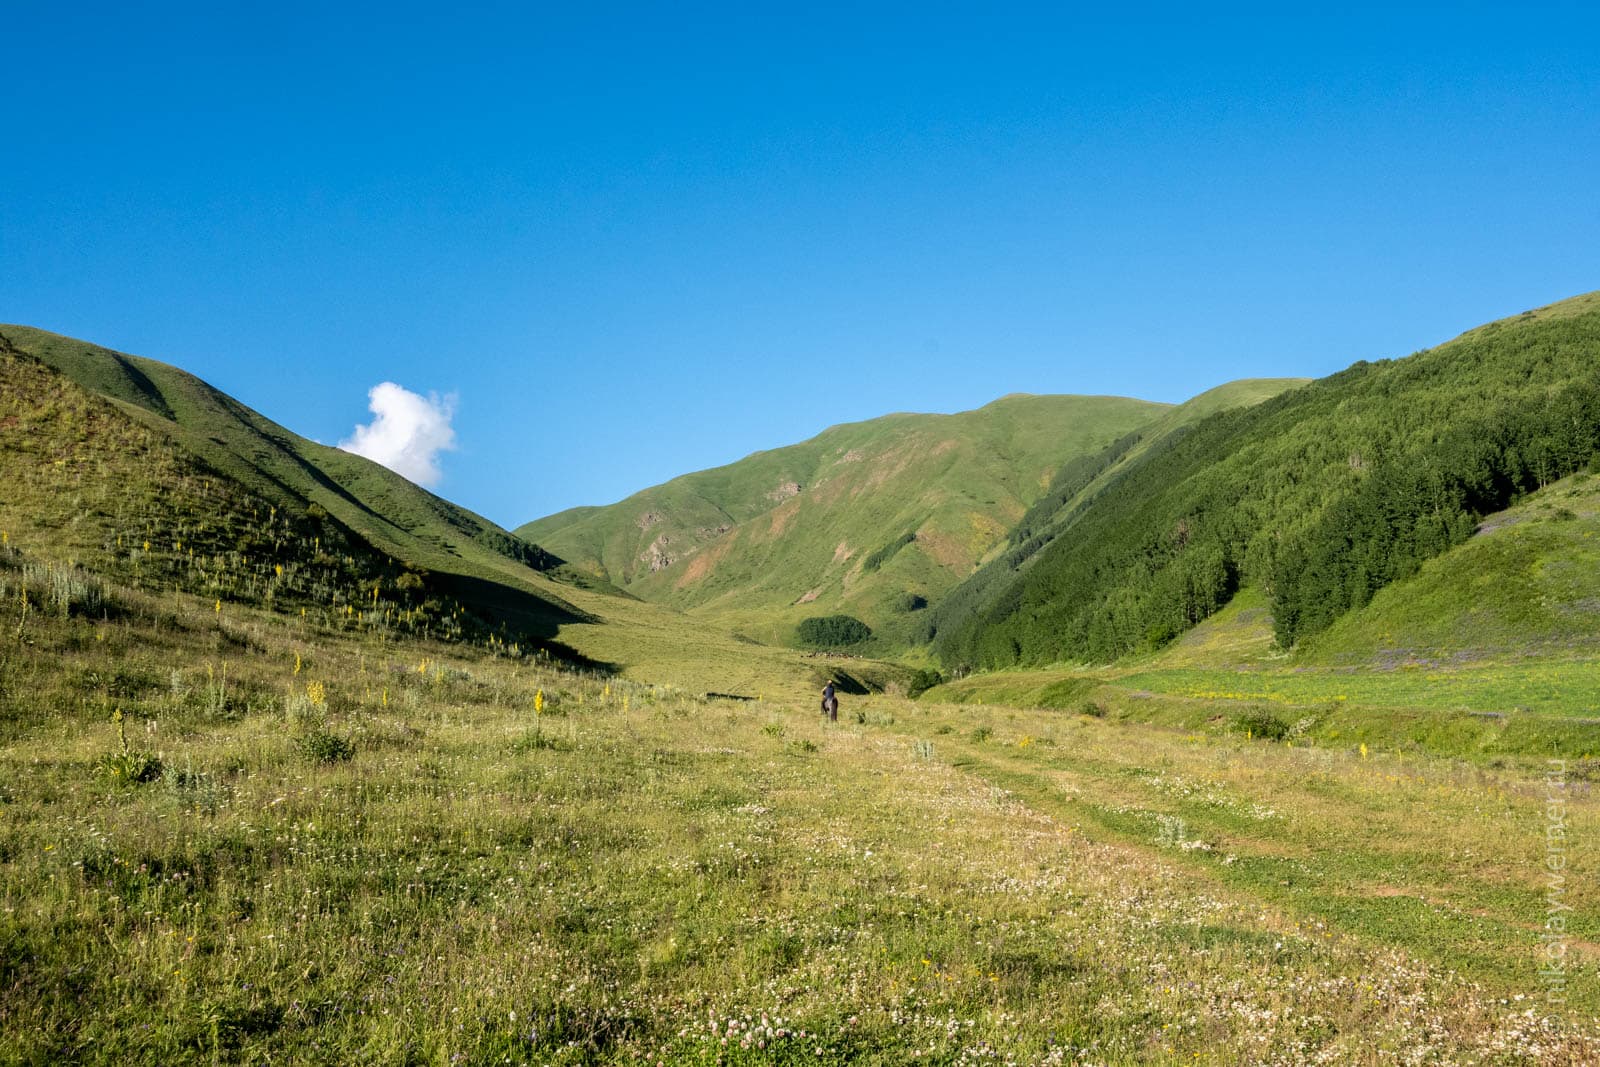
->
[4, 3, 1597, 527]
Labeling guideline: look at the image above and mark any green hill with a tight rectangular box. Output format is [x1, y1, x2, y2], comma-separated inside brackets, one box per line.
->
[918, 472, 1600, 761]
[3, 326, 581, 594]
[921, 377, 1307, 648]
[930, 292, 1600, 670]
[1150, 468, 1600, 670]
[1300, 470, 1600, 666]
[519, 394, 1170, 643]
[0, 326, 839, 696]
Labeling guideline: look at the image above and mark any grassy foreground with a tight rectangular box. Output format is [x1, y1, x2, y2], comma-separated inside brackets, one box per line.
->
[3, 573, 1597, 1063]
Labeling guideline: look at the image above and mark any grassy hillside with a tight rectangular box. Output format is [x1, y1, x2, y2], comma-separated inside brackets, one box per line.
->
[931, 292, 1600, 669]
[922, 473, 1600, 761]
[3, 326, 577, 594]
[0, 327, 863, 697]
[1302, 470, 1600, 665]
[520, 394, 1169, 643]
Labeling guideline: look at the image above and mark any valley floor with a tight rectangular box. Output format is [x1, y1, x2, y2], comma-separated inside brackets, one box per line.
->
[2, 596, 1597, 1063]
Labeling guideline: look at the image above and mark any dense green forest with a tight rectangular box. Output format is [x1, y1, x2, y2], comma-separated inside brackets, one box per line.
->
[796, 613, 873, 647]
[930, 297, 1600, 669]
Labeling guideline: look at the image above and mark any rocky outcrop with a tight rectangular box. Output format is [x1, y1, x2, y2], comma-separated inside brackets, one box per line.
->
[640, 533, 673, 572]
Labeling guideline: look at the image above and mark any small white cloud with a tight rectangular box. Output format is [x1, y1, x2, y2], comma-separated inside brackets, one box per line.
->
[339, 382, 457, 487]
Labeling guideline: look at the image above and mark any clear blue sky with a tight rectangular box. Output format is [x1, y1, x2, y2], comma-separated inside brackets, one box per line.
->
[4, 3, 1597, 527]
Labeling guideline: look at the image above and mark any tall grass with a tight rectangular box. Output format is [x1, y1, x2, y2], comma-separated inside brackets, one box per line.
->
[2, 562, 1596, 1063]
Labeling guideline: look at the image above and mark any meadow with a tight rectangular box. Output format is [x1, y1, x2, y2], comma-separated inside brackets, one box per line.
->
[3, 559, 1596, 1064]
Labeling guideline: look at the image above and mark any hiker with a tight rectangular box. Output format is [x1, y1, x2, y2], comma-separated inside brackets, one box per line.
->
[821, 680, 838, 722]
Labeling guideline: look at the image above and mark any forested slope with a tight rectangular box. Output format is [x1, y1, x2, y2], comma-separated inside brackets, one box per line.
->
[921, 378, 1305, 649]
[931, 293, 1600, 669]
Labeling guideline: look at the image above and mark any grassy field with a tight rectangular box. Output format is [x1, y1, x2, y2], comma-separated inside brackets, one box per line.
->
[3, 553, 1597, 1063]
[927, 656, 1600, 761]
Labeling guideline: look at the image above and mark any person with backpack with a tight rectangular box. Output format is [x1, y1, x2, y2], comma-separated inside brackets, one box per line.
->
[820, 680, 838, 722]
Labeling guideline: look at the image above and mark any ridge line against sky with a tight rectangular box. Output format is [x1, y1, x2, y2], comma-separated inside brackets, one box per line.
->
[3, 3, 1596, 527]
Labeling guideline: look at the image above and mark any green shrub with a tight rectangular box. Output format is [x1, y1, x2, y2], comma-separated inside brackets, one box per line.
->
[97, 751, 163, 784]
[1081, 700, 1107, 718]
[297, 730, 354, 763]
[512, 732, 562, 752]
[969, 725, 993, 743]
[796, 614, 871, 648]
[894, 592, 928, 613]
[1234, 710, 1290, 741]
[165, 764, 226, 814]
[20, 561, 112, 618]
[906, 667, 943, 698]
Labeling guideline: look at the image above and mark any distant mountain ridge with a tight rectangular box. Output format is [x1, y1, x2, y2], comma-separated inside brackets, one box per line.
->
[518, 385, 1304, 644]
